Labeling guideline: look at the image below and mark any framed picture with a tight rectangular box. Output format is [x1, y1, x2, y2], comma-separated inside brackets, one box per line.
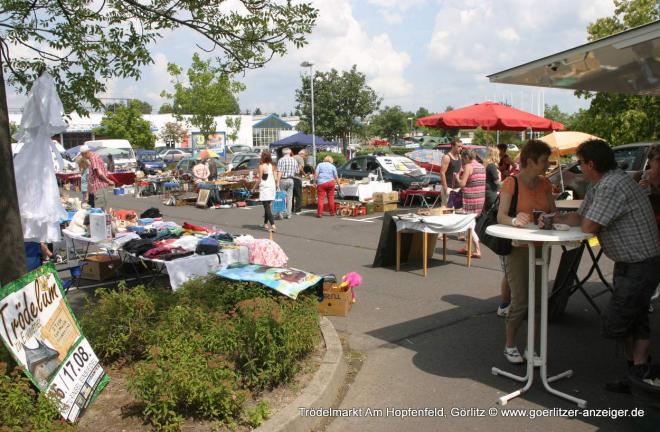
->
[196, 189, 211, 208]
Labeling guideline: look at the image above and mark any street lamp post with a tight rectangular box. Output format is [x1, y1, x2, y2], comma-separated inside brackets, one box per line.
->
[301, 61, 316, 167]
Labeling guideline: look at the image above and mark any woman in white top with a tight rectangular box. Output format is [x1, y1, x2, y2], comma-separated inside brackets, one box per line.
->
[254, 150, 279, 231]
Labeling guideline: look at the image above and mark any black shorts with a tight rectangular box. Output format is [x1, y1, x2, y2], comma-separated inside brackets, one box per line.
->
[602, 255, 660, 341]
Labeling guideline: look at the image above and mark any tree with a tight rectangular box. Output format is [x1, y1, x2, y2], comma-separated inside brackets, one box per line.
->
[159, 104, 174, 114]
[105, 99, 152, 114]
[254, 108, 263, 115]
[95, 100, 156, 149]
[544, 104, 575, 129]
[225, 117, 242, 145]
[159, 122, 189, 147]
[0, 0, 317, 284]
[369, 106, 409, 142]
[573, 0, 659, 144]
[161, 54, 244, 145]
[472, 127, 495, 146]
[9, 121, 17, 140]
[296, 65, 381, 153]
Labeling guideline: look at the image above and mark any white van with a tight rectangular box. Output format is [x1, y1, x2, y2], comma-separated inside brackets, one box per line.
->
[84, 139, 137, 171]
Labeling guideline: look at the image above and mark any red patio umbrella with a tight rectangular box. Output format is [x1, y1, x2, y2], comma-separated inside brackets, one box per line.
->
[416, 101, 564, 131]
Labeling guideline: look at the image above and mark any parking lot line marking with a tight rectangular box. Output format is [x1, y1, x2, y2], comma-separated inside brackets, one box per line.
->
[340, 215, 383, 223]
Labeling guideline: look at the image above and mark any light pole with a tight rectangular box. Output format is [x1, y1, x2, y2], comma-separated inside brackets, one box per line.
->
[301, 61, 316, 166]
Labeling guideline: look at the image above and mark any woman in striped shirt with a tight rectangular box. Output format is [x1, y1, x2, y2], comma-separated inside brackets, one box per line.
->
[454, 149, 486, 258]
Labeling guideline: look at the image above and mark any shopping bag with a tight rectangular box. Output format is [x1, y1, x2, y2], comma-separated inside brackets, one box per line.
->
[475, 176, 518, 256]
[272, 190, 286, 214]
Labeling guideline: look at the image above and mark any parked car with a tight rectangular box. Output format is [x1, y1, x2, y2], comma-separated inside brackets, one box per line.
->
[230, 155, 261, 172]
[83, 139, 137, 171]
[507, 143, 519, 152]
[228, 145, 252, 154]
[337, 154, 441, 191]
[174, 156, 227, 178]
[227, 152, 256, 171]
[547, 141, 657, 199]
[158, 148, 188, 162]
[136, 150, 167, 174]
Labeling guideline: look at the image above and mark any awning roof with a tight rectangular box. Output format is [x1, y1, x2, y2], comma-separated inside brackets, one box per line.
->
[487, 20, 660, 96]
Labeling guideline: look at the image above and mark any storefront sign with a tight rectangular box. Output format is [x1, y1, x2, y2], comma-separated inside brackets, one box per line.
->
[0, 264, 109, 422]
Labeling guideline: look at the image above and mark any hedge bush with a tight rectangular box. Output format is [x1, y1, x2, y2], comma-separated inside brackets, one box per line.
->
[81, 277, 320, 431]
[0, 363, 73, 432]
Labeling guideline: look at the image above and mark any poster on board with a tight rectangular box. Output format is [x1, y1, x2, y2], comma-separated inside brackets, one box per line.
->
[0, 263, 109, 422]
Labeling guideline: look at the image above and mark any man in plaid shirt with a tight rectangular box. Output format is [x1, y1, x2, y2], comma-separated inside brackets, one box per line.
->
[554, 139, 660, 390]
[276, 147, 298, 218]
[81, 145, 115, 208]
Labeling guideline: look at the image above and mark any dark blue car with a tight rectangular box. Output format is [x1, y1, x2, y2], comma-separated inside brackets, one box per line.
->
[137, 150, 167, 174]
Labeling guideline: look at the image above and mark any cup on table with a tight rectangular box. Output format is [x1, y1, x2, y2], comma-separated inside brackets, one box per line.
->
[541, 213, 555, 230]
[532, 209, 543, 225]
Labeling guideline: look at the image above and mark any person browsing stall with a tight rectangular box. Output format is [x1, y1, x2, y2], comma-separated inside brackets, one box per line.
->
[254, 150, 279, 232]
[292, 149, 307, 214]
[550, 139, 660, 388]
[497, 139, 556, 364]
[80, 144, 115, 209]
[315, 155, 339, 218]
[440, 138, 463, 206]
[453, 149, 486, 258]
[276, 147, 298, 219]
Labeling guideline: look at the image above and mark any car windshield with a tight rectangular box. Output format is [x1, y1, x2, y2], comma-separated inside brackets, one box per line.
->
[139, 154, 159, 161]
[230, 145, 251, 153]
[613, 146, 645, 171]
[376, 156, 423, 175]
[96, 147, 133, 159]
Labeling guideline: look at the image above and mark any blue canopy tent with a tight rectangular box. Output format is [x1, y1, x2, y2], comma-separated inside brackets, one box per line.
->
[269, 132, 337, 150]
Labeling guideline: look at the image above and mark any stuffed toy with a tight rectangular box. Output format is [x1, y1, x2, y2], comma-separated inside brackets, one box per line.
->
[338, 272, 362, 303]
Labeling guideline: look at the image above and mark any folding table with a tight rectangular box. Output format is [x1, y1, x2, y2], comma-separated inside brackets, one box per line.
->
[486, 224, 592, 408]
[394, 213, 477, 276]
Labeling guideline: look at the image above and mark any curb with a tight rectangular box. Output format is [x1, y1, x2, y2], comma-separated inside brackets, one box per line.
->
[255, 316, 346, 432]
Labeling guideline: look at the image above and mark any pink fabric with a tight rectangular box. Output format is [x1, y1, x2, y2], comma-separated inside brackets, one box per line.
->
[235, 237, 288, 267]
[317, 180, 336, 217]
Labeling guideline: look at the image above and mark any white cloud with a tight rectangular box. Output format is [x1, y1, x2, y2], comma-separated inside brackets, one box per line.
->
[497, 27, 519, 42]
[238, 0, 414, 111]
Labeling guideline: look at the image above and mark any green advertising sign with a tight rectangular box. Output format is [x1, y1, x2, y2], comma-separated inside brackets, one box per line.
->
[0, 263, 109, 422]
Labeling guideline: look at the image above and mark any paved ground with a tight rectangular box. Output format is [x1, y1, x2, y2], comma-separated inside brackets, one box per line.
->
[71, 193, 658, 431]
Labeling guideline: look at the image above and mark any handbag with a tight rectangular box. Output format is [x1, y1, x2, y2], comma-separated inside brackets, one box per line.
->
[447, 189, 463, 209]
[475, 176, 518, 256]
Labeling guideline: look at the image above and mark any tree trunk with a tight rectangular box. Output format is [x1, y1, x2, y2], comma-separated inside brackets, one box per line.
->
[0, 55, 27, 285]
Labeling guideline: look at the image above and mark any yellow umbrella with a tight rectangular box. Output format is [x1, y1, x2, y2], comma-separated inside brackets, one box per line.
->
[540, 131, 601, 193]
[540, 131, 602, 156]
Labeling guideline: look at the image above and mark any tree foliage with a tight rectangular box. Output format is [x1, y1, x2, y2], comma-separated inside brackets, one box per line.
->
[106, 99, 152, 115]
[225, 116, 242, 144]
[159, 122, 189, 147]
[162, 54, 245, 144]
[295, 65, 381, 152]
[95, 100, 155, 149]
[0, 0, 317, 115]
[369, 106, 410, 142]
[573, 0, 659, 144]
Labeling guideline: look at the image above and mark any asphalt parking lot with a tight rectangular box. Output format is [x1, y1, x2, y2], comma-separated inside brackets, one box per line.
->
[83, 193, 658, 431]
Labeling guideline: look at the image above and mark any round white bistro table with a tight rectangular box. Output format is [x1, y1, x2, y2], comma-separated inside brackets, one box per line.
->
[486, 224, 593, 408]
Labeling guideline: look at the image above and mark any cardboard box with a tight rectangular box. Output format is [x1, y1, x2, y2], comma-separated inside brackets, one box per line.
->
[374, 202, 398, 212]
[372, 191, 399, 203]
[302, 187, 317, 206]
[81, 254, 121, 281]
[318, 282, 352, 317]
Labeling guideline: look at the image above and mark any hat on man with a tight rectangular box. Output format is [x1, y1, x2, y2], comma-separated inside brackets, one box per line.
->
[79, 144, 90, 153]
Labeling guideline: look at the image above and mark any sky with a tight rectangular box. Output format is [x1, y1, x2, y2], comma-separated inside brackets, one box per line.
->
[7, 0, 617, 117]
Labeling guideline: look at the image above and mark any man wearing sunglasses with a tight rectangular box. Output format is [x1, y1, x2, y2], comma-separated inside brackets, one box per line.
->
[551, 139, 660, 392]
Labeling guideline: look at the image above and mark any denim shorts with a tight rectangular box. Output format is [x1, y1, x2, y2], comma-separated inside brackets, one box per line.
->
[602, 255, 660, 341]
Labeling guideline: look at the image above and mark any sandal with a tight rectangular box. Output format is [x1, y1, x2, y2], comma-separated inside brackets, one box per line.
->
[457, 248, 468, 255]
[270, 225, 277, 233]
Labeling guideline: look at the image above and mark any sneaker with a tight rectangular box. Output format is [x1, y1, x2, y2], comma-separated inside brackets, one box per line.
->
[630, 363, 652, 381]
[523, 349, 542, 368]
[285, 214, 292, 219]
[504, 347, 524, 364]
[497, 303, 510, 317]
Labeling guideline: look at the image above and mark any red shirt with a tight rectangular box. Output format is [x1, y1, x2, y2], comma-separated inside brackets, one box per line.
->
[87, 152, 110, 193]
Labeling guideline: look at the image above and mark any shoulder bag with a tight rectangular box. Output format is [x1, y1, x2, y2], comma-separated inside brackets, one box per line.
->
[475, 176, 518, 256]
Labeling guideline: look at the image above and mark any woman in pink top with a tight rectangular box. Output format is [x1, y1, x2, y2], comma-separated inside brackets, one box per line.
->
[454, 149, 486, 258]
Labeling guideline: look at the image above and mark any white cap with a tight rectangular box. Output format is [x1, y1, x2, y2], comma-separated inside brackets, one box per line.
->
[79, 144, 90, 153]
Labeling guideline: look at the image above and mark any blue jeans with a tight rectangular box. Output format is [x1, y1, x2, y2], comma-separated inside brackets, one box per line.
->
[279, 178, 294, 217]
